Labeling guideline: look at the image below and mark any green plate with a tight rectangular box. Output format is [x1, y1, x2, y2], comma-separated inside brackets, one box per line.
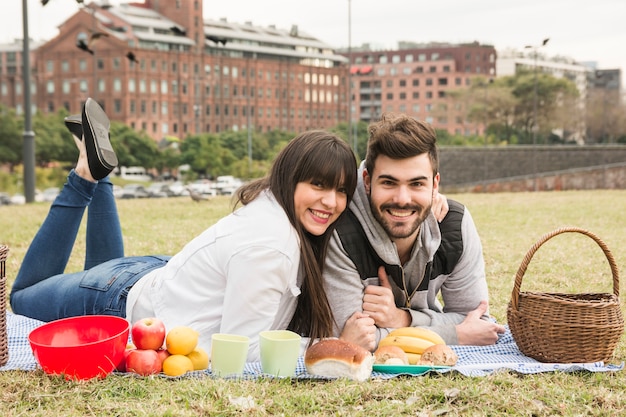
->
[372, 364, 451, 375]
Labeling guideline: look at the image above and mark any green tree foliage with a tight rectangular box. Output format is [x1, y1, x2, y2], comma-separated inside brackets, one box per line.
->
[179, 133, 236, 178]
[109, 123, 161, 169]
[0, 105, 23, 169]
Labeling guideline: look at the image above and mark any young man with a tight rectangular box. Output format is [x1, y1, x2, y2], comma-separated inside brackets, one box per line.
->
[326, 113, 505, 350]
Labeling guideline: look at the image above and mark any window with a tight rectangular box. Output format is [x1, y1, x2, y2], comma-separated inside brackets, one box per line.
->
[79, 59, 87, 71]
[438, 78, 448, 86]
[405, 54, 413, 63]
[426, 78, 433, 86]
[114, 78, 121, 92]
[399, 80, 406, 87]
[399, 92, 406, 100]
[114, 99, 122, 113]
[46, 80, 55, 94]
[113, 58, 120, 70]
[412, 91, 419, 99]
[392, 55, 401, 63]
[46, 61, 53, 73]
[62, 80, 70, 94]
[386, 92, 393, 99]
[412, 79, 419, 87]
[97, 59, 104, 70]
[98, 79, 105, 93]
[379, 55, 388, 64]
[61, 61, 69, 72]
[429, 66, 437, 73]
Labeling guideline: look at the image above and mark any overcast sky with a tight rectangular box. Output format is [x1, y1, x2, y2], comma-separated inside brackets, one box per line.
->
[3, 0, 625, 85]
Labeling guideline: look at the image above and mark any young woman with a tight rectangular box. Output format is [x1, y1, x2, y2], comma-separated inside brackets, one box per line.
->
[10, 98, 374, 360]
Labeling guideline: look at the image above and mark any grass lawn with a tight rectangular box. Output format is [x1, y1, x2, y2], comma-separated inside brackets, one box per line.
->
[1, 190, 625, 416]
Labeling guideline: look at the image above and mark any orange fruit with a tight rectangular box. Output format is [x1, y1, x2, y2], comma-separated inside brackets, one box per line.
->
[186, 347, 210, 371]
[162, 354, 194, 377]
[165, 326, 199, 355]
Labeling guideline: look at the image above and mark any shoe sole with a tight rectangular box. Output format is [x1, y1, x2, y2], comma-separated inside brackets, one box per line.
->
[64, 114, 83, 139]
[82, 98, 118, 180]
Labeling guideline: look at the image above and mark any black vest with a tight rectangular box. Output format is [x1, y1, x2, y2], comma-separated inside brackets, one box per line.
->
[335, 199, 465, 292]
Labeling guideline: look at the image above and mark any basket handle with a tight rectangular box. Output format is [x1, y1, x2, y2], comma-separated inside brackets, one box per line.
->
[510, 227, 619, 311]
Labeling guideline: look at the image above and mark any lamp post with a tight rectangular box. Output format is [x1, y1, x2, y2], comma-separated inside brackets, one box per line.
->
[21, 0, 36, 203]
[347, 0, 355, 154]
[524, 37, 549, 191]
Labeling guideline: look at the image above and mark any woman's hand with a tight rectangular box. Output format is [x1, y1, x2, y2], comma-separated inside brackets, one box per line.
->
[339, 311, 377, 352]
[432, 192, 449, 222]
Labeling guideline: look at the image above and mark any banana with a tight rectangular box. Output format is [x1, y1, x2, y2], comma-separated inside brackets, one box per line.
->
[405, 352, 422, 365]
[378, 335, 435, 355]
[388, 327, 446, 345]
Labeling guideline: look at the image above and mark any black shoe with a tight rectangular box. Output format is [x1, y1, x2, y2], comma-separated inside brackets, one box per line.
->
[64, 114, 83, 139]
[82, 98, 118, 180]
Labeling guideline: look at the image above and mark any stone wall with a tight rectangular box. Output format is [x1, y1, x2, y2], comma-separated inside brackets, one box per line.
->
[438, 146, 626, 193]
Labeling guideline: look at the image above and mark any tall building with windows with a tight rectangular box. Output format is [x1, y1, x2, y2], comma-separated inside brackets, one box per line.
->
[1, 0, 348, 142]
[343, 42, 496, 135]
[0, 39, 43, 115]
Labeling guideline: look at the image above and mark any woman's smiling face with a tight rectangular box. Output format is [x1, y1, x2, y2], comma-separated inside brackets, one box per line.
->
[294, 180, 348, 236]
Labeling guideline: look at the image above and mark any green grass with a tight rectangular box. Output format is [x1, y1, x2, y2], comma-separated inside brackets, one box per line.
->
[1, 191, 625, 416]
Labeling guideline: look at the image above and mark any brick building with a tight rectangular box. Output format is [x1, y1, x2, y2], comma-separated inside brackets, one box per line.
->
[0, 0, 349, 141]
[343, 41, 497, 135]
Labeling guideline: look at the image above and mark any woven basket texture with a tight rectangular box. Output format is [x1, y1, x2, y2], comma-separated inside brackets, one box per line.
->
[0, 245, 8, 367]
[507, 227, 624, 363]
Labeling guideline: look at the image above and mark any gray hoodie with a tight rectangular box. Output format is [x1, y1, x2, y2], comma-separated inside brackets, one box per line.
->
[323, 164, 489, 345]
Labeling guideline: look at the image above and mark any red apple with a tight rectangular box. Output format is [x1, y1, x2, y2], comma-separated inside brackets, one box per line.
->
[115, 343, 136, 372]
[126, 349, 162, 376]
[131, 317, 166, 350]
[156, 348, 170, 366]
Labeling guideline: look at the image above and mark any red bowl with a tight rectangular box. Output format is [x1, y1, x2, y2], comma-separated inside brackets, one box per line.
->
[28, 315, 130, 380]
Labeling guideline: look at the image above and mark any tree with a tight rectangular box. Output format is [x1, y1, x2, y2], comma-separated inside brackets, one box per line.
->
[508, 70, 579, 144]
[110, 123, 161, 169]
[0, 105, 23, 170]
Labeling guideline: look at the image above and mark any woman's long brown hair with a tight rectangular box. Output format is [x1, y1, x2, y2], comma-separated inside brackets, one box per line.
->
[236, 130, 357, 340]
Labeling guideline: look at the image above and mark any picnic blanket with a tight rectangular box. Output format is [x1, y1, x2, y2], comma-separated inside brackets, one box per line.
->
[1, 311, 622, 378]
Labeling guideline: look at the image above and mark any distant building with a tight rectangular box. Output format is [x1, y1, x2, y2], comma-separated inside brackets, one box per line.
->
[0, 0, 348, 141]
[497, 49, 622, 143]
[341, 41, 496, 136]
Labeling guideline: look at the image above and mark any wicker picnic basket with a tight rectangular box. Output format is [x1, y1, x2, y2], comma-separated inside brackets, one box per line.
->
[507, 227, 624, 363]
[0, 245, 8, 367]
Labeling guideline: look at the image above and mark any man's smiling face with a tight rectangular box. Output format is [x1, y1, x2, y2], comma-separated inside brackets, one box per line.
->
[364, 154, 439, 241]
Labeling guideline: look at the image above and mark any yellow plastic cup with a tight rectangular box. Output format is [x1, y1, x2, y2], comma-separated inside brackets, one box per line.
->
[210, 333, 250, 377]
[259, 330, 302, 377]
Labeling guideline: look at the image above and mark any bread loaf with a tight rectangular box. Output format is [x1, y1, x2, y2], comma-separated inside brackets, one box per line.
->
[418, 344, 458, 366]
[304, 339, 374, 381]
[374, 345, 409, 365]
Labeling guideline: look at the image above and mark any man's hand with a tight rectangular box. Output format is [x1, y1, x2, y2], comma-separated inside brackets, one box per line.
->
[339, 311, 377, 351]
[455, 301, 506, 345]
[363, 266, 411, 328]
[432, 192, 449, 222]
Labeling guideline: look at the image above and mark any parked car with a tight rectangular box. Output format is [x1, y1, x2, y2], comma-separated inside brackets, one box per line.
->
[0, 192, 11, 206]
[146, 183, 174, 198]
[119, 184, 149, 199]
[167, 181, 189, 197]
[41, 187, 60, 202]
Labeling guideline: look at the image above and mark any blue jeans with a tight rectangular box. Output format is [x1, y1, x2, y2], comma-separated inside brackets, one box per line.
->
[10, 170, 170, 322]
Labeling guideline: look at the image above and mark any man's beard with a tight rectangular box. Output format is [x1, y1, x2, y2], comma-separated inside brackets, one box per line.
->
[369, 198, 431, 240]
